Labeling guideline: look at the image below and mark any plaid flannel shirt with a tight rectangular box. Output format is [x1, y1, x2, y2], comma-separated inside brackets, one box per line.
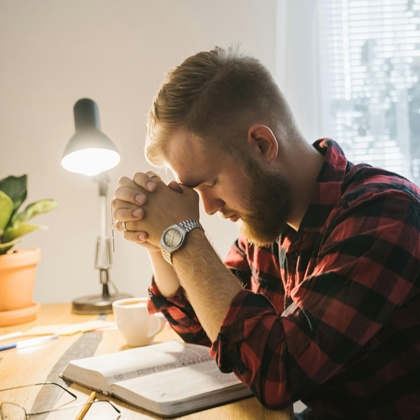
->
[148, 139, 420, 419]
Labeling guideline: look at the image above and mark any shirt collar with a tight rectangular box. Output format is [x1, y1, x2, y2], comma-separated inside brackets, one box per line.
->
[298, 139, 350, 231]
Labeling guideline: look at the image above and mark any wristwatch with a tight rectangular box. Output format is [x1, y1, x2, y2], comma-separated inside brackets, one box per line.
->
[160, 219, 203, 265]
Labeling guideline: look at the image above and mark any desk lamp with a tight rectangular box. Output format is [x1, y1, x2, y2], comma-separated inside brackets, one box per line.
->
[62, 98, 131, 314]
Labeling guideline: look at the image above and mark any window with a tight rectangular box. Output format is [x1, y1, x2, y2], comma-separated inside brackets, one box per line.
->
[317, 0, 420, 184]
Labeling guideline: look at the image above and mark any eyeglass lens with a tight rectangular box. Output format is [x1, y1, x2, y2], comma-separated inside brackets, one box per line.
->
[1, 402, 25, 420]
[0, 383, 119, 419]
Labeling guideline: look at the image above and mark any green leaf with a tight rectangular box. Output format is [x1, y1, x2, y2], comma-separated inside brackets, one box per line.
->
[0, 190, 13, 231]
[12, 199, 58, 226]
[3, 224, 44, 243]
[0, 238, 21, 255]
[0, 175, 27, 213]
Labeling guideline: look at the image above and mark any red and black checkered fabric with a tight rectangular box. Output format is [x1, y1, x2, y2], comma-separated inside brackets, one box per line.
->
[149, 139, 420, 419]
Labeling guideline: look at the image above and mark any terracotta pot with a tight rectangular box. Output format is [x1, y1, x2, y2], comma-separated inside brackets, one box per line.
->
[0, 248, 41, 312]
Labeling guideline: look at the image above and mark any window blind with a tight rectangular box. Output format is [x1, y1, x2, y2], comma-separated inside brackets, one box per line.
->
[317, 0, 420, 184]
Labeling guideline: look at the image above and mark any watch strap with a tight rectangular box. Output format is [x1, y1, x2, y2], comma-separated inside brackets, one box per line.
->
[178, 219, 202, 233]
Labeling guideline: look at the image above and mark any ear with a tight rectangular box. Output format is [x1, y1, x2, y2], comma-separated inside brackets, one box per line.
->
[247, 125, 279, 163]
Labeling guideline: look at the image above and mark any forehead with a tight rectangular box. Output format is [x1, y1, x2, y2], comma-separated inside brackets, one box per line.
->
[165, 129, 228, 186]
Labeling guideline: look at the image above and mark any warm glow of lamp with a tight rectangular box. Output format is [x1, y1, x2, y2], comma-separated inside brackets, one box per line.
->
[62, 147, 120, 176]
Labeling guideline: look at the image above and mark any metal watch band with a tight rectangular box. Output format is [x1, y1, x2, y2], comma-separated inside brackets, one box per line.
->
[178, 219, 202, 233]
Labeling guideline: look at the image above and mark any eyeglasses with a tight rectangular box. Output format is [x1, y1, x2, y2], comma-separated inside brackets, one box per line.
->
[0, 382, 121, 419]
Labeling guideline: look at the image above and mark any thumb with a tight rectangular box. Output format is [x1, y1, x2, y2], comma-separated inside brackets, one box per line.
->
[167, 180, 183, 193]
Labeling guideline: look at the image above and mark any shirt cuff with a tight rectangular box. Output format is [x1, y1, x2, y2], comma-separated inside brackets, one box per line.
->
[147, 278, 190, 314]
[210, 289, 277, 374]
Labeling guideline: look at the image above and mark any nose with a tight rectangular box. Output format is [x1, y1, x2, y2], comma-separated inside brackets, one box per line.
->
[199, 190, 224, 215]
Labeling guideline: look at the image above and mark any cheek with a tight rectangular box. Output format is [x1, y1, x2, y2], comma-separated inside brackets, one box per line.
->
[223, 183, 250, 210]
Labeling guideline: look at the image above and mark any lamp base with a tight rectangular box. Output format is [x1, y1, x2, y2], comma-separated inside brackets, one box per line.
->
[72, 292, 132, 315]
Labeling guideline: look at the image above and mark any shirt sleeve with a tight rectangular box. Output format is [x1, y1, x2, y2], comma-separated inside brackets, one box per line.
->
[211, 188, 420, 409]
[224, 236, 253, 288]
[148, 279, 211, 346]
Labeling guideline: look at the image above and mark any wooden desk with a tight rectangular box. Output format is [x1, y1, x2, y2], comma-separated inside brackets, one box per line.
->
[0, 303, 293, 419]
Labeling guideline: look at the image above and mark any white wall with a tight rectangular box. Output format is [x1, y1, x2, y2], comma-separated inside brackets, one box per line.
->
[0, 0, 282, 302]
[277, 0, 321, 141]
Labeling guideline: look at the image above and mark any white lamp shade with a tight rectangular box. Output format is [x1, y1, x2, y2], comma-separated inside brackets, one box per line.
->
[62, 98, 120, 176]
[62, 130, 120, 176]
[62, 148, 120, 176]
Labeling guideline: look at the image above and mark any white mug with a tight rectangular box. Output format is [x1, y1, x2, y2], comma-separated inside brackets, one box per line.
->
[112, 297, 166, 347]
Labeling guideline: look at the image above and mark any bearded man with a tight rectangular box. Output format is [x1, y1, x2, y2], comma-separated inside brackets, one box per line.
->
[112, 47, 420, 419]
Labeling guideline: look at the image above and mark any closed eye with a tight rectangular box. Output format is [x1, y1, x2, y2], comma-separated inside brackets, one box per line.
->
[188, 178, 218, 191]
[207, 179, 218, 188]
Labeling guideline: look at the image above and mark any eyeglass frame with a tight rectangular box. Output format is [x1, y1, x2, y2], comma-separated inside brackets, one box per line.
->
[0, 382, 121, 418]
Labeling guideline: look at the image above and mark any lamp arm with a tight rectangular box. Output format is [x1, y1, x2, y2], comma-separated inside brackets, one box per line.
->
[95, 172, 112, 270]
[71, 170, 131, 314]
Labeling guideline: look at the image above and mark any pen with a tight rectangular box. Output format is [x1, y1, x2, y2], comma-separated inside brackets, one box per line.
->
[0, 334, 59, 351]
[0, 331, 23, 342]
[75, 391, 96, 420]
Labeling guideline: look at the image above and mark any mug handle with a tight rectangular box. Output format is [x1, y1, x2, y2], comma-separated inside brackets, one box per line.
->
[148, 313, 166, 338]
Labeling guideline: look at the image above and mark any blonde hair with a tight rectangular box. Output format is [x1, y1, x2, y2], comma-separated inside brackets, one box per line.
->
[146, 46, 299, 167]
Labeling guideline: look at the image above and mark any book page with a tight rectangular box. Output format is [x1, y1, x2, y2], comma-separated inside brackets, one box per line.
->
[62, 341, 212, 391]
[111, 360, 251, 416]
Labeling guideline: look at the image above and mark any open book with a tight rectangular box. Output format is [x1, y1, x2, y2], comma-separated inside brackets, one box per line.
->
[61, 340, 252, 417]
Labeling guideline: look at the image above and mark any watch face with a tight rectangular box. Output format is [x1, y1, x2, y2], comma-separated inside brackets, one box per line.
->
[163, 228, 183, 248]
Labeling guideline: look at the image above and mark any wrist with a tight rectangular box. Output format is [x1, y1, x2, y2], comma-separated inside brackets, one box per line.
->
[160, 219, 203, 265]
[171, 228, 206, 264]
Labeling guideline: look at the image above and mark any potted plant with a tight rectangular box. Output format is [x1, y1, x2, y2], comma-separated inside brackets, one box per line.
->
[0, 175, 57, 322]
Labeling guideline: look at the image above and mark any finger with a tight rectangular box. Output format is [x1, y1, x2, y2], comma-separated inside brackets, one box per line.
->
[114, 185, 148, 205]
[113, 207, 144, 223]
[111, 198, 132, 220]
[124, 230, 148, 241]
[117, 220, 137, 232]
[117, 175, 135, 186]
[132, 172, 161, 192]
[123, 230, 148, 243]
[118, 220, 128, 232]
[111, 197, 143, 217]
[118, 218, 151, 233]
[117, 176, 149, 193]
[146, 171, 159, 179]
[123, 231, 161, 253]
[168, 180, 183, 193]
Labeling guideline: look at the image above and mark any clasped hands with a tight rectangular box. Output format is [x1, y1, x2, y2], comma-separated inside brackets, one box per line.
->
[111, 172, 200, 250]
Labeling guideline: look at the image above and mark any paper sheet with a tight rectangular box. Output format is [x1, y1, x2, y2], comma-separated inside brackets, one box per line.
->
[24, 320, 116, 336]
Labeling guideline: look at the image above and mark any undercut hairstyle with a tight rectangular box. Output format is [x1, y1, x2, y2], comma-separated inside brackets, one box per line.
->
[146, 46, 300, 168]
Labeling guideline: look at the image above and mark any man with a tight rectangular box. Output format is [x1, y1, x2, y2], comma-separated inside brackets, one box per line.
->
[112, 47, 420, 419]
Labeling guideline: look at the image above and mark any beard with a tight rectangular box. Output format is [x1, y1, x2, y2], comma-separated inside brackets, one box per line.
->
[237, 158, 291, 247]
